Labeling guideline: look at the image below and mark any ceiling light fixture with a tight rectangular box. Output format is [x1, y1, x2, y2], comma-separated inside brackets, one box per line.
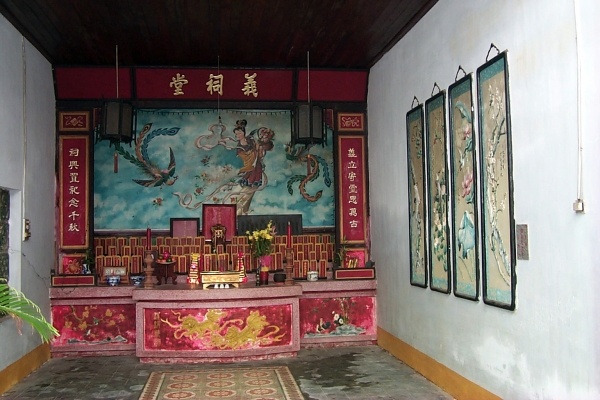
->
[293, 51, 324, 147]
[98, 45, 136, 145]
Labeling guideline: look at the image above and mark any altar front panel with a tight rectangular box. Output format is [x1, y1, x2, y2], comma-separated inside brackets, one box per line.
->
[52, 303, 136, 347]
[297, 280, 377, 346]
[136, 298, 300, 361]
[50, 286, 137, 357]
[143, 305, 293, 351]
[299, 296, 376, 338]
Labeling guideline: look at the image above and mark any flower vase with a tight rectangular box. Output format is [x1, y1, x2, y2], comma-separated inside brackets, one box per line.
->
[259, 269, 269, 285]
[259, 255, 272, 269]
[258, 255, 272, 285]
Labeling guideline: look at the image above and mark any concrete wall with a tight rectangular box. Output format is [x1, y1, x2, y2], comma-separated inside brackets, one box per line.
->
[0, 13, 56, 371]
[368, 0, 600, 398]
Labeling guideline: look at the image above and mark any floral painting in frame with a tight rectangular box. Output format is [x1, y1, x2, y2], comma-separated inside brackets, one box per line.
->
[406, 104, 427, 288]
[476, 51, 516, 310]
[425, 91, 450, 293]
[448, 74, 480, 301]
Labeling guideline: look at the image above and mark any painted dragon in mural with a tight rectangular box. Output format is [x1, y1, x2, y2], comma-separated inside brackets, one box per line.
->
[284, 142, 331, 202]
[113, 123, 181, 188]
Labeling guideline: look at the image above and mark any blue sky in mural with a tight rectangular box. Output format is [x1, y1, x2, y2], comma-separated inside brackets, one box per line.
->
[94, 109, 334, 231]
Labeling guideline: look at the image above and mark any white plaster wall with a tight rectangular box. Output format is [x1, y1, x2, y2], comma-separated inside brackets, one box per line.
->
[368, 0, 600, 398]
[0, 14, 56, 371]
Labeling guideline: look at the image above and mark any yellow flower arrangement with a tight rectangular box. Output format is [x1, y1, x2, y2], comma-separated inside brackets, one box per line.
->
[246, 220, 276, 257]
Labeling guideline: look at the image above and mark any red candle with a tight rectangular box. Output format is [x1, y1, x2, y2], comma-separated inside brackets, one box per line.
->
[287, 221, 292, 247]
[146, 226, 151, 250]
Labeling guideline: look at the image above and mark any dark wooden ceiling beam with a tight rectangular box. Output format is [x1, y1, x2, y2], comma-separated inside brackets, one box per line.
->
[0, 0, 438, 69]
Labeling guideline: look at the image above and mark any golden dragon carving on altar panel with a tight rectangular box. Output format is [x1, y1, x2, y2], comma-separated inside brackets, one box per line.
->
[161, 309, 286, 350]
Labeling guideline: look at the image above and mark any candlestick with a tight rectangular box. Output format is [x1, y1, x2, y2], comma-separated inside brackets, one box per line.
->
[287, 221, 292, 247]
[285, 248, 294, 285]
[146, 226, 151, 250]
[143, 250, 155, 289]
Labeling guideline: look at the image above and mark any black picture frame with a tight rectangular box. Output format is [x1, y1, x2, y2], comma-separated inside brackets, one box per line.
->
[476, 51, 516, 310]
[448, 73, 481, 301]
[406, 104, 428, 288]
[425, 90, 451, 294]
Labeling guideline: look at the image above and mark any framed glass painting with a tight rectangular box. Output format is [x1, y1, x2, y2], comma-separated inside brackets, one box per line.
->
[476, 51, 516, 310]
[448, 74, 480, 301]
[406, 104, 427, 288]
[425, 91, 450, 294]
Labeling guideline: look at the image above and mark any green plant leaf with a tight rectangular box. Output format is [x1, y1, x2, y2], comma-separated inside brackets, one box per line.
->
[0, 283, 59, 343]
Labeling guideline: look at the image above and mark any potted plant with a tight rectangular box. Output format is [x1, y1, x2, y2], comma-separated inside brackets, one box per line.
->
[333, 237, 348, 268]
[82, 247, 95, 275]
[247, 221, 275, 285]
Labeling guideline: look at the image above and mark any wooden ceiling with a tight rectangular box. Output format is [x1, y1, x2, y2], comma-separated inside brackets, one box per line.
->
[0, 0, 437, 69]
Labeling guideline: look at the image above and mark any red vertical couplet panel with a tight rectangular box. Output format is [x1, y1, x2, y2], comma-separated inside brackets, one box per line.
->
[337, 135, 368, 244]
[59, 135, 89, 249]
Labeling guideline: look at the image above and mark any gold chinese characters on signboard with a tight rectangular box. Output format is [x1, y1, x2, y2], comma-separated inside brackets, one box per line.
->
[242, 73, 258, 97]
[170, 73, 188, 95]
[168, 71, 260, 98]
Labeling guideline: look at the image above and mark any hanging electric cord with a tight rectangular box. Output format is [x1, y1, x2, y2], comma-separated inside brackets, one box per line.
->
[22, 37, 28, 240]
[572, 0, 584, 213]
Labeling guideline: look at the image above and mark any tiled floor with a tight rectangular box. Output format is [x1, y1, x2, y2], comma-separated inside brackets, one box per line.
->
[1, 345, 454, 400]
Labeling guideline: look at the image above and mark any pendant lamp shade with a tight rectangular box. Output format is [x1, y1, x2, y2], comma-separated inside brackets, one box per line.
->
[99, 100, 134, 143]
[293, 104, 324, 145]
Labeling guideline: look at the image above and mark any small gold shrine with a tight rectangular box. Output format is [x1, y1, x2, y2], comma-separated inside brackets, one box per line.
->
[200, 271, 241, 289]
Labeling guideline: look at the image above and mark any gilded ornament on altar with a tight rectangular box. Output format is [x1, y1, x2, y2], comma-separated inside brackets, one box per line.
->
[237, 252, 247, 283]
[161, 309, 285, 350]
[187, 253, 200, 284]
[200, 271, 240, 289]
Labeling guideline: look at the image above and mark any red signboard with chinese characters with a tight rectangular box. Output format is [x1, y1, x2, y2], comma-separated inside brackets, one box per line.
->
[136, 68, 293, 101]
[337, 135, 368, 244]
[59, 136, 89, 249]
[55, 67, 369, 102]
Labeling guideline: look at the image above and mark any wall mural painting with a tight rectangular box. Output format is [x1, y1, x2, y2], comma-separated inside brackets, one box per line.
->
[51, 304, 136, 346]
[477, 51, 516, 310]
[300, 297, 376, 338]
[425, 91, 451, 294]
[94, 109, 334, 230]
[406, 104, 427, 287]
[448, 74, 480, 301]
[145, 306, 292, 351]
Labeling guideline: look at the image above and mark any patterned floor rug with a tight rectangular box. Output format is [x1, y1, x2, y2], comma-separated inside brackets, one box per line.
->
[138, 366, 304, 400]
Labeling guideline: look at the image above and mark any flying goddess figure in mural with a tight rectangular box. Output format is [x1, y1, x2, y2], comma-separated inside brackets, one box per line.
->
[174, 119, 275, 213]
[233, 119, 274, 188]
